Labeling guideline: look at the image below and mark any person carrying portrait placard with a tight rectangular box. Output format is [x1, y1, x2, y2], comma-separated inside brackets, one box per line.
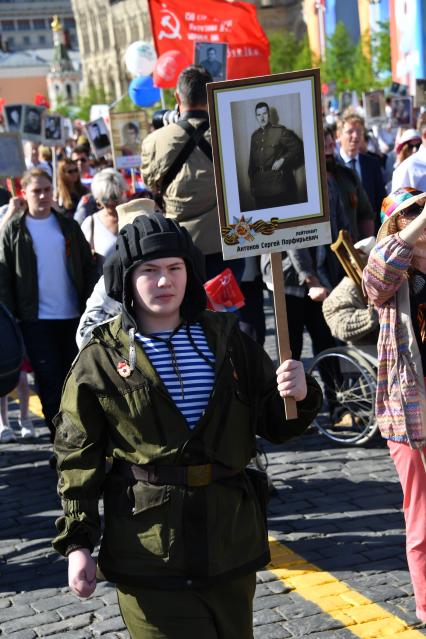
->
[51, 209, 322, 638]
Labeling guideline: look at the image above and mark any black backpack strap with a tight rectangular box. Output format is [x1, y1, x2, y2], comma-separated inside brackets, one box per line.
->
[160, 120, 212, 194]
[177, 120, 213, 161]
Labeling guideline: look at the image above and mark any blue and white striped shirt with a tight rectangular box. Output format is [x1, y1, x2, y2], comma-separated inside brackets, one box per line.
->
[135, 323, 215, 429]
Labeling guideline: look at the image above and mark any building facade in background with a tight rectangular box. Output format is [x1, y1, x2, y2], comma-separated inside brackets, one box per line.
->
[0, 0, 77, 51]
[71, 0, 303, 101]
[47, 16, 81, 108]
[71, 0, 150, 101]
[255, 0, 305, 37]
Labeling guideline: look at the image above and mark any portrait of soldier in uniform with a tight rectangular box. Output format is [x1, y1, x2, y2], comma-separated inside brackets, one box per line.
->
[195, 42, 226, 81]
[22, 106, 43, 137]
[247, 101, 305, 210]
[200, 48, 223, 79]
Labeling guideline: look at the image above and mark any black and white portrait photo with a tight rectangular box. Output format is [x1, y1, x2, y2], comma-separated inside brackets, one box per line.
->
[43, 114, 64, 146]
[206, 70, 329, 260]
[85, 117, 111, 157]
[4, 105, 23, 133]
[363, 90, 386, 126]
[194, 42, 227, 81]
[0, 132, 26, 178]
[231, 95, 307, 213]
[22, 105, 44, 141]
[391, 96, 413, 126]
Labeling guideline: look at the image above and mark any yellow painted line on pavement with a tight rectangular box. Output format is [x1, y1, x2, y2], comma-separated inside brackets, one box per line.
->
[28, 393, 43, 418]
[17, 394, 424, 638]
[269, 537, 424, 638]
[9, 391, 43, 418]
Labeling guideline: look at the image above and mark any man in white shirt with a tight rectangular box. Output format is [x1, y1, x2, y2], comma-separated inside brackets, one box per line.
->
[24, 141, 52, 177]
[392, 121, 426, 192]
[0, 169, 96, 446]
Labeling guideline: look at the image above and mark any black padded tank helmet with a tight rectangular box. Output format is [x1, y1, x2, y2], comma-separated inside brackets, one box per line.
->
[103, 212, 207, 329]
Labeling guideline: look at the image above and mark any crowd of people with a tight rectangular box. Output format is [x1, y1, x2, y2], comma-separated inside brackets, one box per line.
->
[1, 63, 426, 636]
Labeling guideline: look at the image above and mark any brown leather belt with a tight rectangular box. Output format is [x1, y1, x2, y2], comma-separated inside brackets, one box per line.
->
[132, 463, 240, 487]
[119, 462, 240, 487]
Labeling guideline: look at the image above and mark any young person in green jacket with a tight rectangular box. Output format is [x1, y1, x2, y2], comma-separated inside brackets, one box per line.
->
[52, 212, 322, 638]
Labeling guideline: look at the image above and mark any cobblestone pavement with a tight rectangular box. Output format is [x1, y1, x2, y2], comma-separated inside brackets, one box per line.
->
[0, 304, 425, 638]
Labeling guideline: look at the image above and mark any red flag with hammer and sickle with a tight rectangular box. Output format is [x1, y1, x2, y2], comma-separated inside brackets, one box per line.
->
[148, 0, 270, 81]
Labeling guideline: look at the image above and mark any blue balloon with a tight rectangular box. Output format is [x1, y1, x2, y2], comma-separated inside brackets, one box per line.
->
[128, 75, 160, 108]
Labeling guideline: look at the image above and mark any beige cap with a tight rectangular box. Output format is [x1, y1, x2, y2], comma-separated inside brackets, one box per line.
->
[116, 198, 162, 231]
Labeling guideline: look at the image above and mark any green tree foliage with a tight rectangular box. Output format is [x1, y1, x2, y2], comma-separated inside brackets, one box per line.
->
[321, 22, 356, 93]
[269, 30, 297, 73]
[351, 33, 374, 94]
[294, 33, 316, 71]
[269, 30, 314, 74]
[371, 20, 391, 80]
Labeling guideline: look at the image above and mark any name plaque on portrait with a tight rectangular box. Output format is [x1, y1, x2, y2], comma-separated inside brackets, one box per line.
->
[221, 219, 332, 258]
[207, 68, 331, 260]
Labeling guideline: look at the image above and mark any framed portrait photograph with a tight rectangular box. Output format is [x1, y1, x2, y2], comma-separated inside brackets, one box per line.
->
[85, 117, 111, 158]
[391, 96, 413, 126]
[339, 90, 353, 113]
[363, 90, 386, 125]
[207, 68, 331, 260]
[42, 113, 65, 146]
[194, 42, 227, 82]
[4, 104, 23, 133]
[0, 132, 26, 178]
[415, 78, 426, 108]
[21, 105, 44, 142]
[109, 111, 149, 169]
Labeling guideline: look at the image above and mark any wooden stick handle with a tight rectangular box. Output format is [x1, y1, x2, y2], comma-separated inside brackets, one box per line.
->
[270, 251, 298, 420]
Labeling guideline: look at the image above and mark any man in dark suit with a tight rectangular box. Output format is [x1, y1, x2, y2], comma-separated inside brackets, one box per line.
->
[337, 111, 386, 231]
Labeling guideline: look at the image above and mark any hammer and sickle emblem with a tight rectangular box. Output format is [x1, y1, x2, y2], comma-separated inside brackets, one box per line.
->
[159, 10, 182, 40]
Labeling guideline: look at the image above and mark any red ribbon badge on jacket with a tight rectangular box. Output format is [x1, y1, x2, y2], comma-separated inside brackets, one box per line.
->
[117, 360, 131, 378]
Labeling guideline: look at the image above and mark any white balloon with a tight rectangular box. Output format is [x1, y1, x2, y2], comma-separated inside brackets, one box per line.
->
[124, 41, 157, 77]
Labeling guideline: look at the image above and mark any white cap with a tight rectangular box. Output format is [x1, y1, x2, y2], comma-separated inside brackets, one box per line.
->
[354, 236, 376, 256]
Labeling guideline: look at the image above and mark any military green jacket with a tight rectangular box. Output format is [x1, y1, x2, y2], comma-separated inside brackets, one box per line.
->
[0, 209, 96, 321]
[248, 123, 304, 198]
[52, 311, 321, 588]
